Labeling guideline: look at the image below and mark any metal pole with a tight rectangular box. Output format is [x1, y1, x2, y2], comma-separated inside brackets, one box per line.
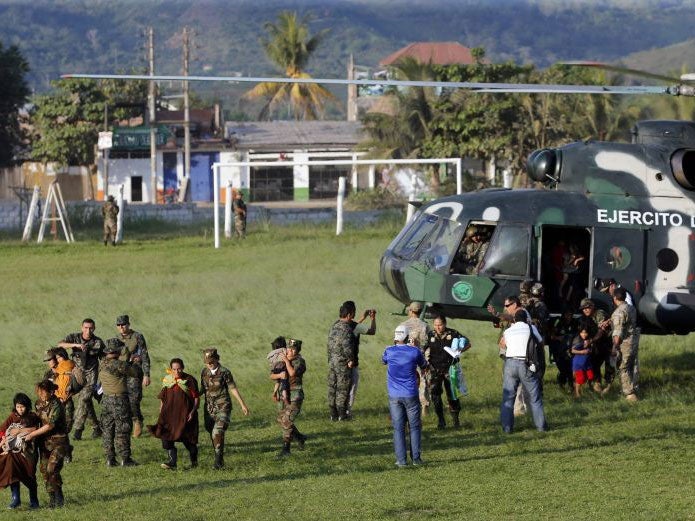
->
[183, 27, 191, 180]
[336, 176, 345, 236]
[213, 164, 220, 249]
[351, 153, 358, 192]
[21, 186, 40, 242]
[116, 183, 124, 243]
[456, 158, 462, 194]
[103, 104, 109, 199]
[368, 165, 375, 189]
[148, 26, 157, 203]
[224, 182, 232, 239]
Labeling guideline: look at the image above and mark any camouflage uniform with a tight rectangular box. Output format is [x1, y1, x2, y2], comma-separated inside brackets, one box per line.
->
[610, 302, 640, 397]
[277, 355, 306, 444]
[63, 332, 105, 435]
[102, 199, 119, 245]
[200, 365, 235, 451]
[399, 316, 432, 409]
[585, 308, 613, 385]
[118, 329, 150, 424]
[326, 319, 356, 420]
[463, 240, 489, 274]
[425, 327, 463, 428]
[35, 396, 69, 496]
[99, 355, 139, 463]
[232, 196, 247, 238]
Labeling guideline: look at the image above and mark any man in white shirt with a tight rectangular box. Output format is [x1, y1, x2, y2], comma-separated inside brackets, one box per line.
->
[499, 309, 547, 433]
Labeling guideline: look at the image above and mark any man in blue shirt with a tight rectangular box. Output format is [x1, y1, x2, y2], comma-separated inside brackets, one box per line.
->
[382, 325, 428, 467]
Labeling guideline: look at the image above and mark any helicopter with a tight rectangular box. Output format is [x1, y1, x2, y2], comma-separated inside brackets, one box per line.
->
[65, 64, 695, 334]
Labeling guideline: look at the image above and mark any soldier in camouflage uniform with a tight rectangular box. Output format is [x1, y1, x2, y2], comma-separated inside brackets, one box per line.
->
[102, 195, 119, 246]
[57, 318, 105, 440]
[327, 304, 356, 421]
[578, 298, 613, 392]
[272, 339, 307, 457]
[200, 348, 250, 469]
[608, 287, 640, 402]
[24, 380, 68, 508]
[399, 301, 432, 414]
[232, 190, 247, 238]
[450, 226, 489, 274]
[115, 315, 150, 438]
[99, 338, 140, 467]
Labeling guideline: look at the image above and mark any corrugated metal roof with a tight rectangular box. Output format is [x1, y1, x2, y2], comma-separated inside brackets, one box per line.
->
[379, 42, 476, 66]
[225, 121, 364, 150]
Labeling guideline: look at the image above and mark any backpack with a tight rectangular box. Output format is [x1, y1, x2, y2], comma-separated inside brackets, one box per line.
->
[525, 324, 544, 373]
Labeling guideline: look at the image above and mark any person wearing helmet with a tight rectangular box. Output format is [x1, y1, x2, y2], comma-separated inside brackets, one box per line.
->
[578, 298, 612, 393]
[102, 195, 119, 246]
[451, 225, 490, 274]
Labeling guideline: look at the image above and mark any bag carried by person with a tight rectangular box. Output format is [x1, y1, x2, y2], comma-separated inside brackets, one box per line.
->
[525, 324, 543, 373]
[448, 363, 469, 399]
[68, 366, 85, 393]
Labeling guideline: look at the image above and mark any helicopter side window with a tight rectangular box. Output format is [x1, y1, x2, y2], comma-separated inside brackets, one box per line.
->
[479, 224, 530, 277]
[412, 218, 463, 270]
[391, 214, 440, 260]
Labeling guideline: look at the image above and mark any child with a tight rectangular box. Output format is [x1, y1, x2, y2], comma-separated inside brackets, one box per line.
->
[267, 337, 290, 406]
[570, 327, 596, 398]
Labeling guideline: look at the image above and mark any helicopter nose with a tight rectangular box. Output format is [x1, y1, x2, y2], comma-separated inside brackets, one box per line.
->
[379, 254, 409, 304]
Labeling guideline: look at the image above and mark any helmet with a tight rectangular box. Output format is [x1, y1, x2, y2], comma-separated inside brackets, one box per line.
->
[530, 282, 544, 297]
[580, 298, 595, 310]
[519, 280, 532, 293]
[465, 225, 479, 239]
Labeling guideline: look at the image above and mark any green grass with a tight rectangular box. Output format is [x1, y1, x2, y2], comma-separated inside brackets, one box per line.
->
[0, 220, 693, 520]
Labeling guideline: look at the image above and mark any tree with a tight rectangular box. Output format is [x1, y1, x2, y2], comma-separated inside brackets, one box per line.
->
[243, 11, 337, 120]
[0, 41, 30, 165]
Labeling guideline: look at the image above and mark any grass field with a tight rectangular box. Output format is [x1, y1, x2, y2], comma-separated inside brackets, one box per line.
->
[0, 219, 693, 521]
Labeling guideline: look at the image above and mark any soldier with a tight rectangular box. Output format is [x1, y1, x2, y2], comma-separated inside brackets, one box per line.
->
[399, 301, 433, 415]
[200, 348, 250, 469]
[57, 318, 105, 441]
[232, 190, 247, 238]
[24, 380, 68, 508]
[115, 315, 150, 438]
[578, 298, 612, 393]
[326, 304, 356, 421]
[102, 195, 119, 246]
[527, 283, 549, 382]
[450, 226, 489, 274]
[608, 287, 640, 402]
[99, 338, 139, 467]
[425, 316, 470, 429]
[272, 338, 307, 457]
[342, 301, 377, 418]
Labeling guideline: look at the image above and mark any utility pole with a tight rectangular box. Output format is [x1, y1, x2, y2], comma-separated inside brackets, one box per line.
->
[183, 26, 191, 182]
[148, 26, 157, 203]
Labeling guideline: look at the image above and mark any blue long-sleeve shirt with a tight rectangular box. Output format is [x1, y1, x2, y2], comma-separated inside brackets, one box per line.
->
[382, 344, 428, 398]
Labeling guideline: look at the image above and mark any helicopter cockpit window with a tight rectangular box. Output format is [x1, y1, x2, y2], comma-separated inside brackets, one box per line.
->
[479, 224, 530, 277]
[411, 218, 463, 270]
[391, 214, 440, 260]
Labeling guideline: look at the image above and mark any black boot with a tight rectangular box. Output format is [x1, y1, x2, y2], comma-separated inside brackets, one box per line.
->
[329, 406, 338, 421]
[73, 429, 83, 441]
[161, 448, 177, 470]
[28, 483, 39, 509]
[292, 427, 307, 449]
[188, 445, 198, 469]
[213, 447, 224, 469]
[8, 482, 20, 509]
[48, 492, 56, 509]
[452, 412, 460, 428]
[337, 408, 350, 421]
[278, 441, 291, 458]
[436, 413, 446, 430]
[54, 487, 64, 508]
[91, 426, 103, 439]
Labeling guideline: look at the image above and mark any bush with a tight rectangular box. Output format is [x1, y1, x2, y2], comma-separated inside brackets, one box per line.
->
[344, 187, 406, 210]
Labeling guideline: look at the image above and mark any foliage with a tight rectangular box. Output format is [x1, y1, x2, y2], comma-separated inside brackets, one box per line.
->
[243, 11, 338, 120]
[344, 186, 406, 210]
[0, 40, 30, 165]
[0, 224, 693, 519]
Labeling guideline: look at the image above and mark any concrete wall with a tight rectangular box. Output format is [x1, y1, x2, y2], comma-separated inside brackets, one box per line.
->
[0, 200, 389, 233]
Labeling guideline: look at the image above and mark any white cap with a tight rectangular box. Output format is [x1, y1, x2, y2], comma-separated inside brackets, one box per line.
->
[394, 325, 408, 342]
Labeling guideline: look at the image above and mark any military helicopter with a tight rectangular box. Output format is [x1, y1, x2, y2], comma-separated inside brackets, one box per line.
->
[65, 64, 695, 334]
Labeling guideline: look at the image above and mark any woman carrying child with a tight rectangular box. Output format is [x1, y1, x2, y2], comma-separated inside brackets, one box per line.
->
[271, 338, 307, 458]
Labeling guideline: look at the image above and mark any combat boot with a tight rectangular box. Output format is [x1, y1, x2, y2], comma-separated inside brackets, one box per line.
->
[106, 456, 117, 467]
[337, 408, 350, 421]
[121, 457, 139, 467]
[48, 492, 56, 509]
[188, 445, 198, 468]
[292, 427, 307, 450]
[436, 413, 446, 430]
[54, 487, 64, 508]
[213, 448, 224, 470]
[161, 448, 177, 470]
[329, 406, 338, 421]
[132, 420, 142, 438]
[28, 483, 39, 509]
[452, 413, 460, 429]
[104, 240, 108, 246]
[73, 428, 83, 441]
[8, 482, 20, 509]
[278, 441, 291, 458]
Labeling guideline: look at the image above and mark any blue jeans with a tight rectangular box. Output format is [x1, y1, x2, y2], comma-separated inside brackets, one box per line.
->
[501, 359, 547, 432]
[388, 396, 421, 464]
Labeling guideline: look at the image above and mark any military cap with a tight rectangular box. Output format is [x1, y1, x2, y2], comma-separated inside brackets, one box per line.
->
[531, 282, 544, 297]
[104, 338, 125, 354]
[407, 301, 423, 313]
[115, 315, 130, 326]
[579, 298, 595, 310]
[203, 347, 220, 362]
[43, 349, 57, 362]
[287, 338, 302, 352]
[598, 278, 617, 293]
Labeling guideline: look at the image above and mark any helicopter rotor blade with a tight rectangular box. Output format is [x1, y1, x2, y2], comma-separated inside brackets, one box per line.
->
[559, 60, 687, 84]
[61, 73, 684, 96]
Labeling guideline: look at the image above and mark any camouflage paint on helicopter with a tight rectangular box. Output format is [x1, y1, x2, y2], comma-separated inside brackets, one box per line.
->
[380, 120, 695, 334]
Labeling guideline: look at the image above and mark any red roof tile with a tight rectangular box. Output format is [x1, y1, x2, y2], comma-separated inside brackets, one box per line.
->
[379, 42, 476, 66]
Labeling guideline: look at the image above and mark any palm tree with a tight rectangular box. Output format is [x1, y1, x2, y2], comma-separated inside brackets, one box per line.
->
[244, 11, 336, 120]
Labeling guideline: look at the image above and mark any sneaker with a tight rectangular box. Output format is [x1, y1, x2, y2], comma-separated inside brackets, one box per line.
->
[395, 461, 408, 468]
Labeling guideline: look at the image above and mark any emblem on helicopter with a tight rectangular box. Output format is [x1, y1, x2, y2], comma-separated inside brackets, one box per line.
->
[451, 281, 474, 303]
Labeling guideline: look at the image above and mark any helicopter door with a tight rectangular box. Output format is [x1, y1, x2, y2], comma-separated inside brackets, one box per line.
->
[591, 227, 647, 305]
